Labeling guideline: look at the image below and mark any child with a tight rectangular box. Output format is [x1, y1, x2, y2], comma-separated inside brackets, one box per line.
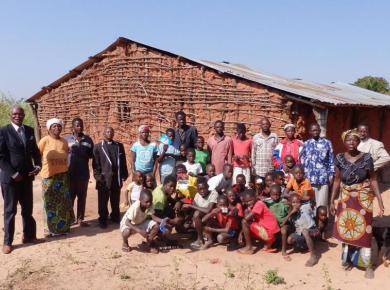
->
[232, 174, 247, 195]
[130, 125, 158, 175]
[205, 163, 216, 181]
[283, 165, 314, 202]
[176, 164, 197, 202]
[239, 189, 280, 254]
[175, 144, 187, 167]
[281, 155, 295, 185]
[281, 193, 319, 266]
[183, 148, 203, 177]
[124, 171, 144, 206]
[201, 195, 243, 250]
[232, 123, 252, 186]
[144, 173, 157, 191]
[316, 206, 328, 241]
[260, 171, 276, 200]
[207, 164, 233, 195]
[120, 189, 161, 253]
[264, 184, 289, 259]
[195, 136, 210, 173]
[182, 177, 218, 249]
[157, 129, 180, 184]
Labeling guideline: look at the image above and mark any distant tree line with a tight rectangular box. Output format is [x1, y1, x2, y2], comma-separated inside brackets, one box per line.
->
[354, 76, 390, 94]
[0, 91, 34, 127]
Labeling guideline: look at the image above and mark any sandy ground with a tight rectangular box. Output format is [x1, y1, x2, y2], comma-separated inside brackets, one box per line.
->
[0, 179, 390, 290]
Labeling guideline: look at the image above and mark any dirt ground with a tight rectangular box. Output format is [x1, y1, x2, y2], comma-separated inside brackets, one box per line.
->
[1, 179, 389, 290]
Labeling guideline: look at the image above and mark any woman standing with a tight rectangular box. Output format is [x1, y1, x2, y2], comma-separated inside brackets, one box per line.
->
[330, 129, 384, 279]
[38, 118, 74, 236]
[130, 125, 158, 175]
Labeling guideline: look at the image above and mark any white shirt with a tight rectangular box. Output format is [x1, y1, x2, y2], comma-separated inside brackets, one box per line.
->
[358, 138, 390, 170]
[183, 161, 203, 176]
[193, 191, 218, 208]
[207, 173, 232, 192]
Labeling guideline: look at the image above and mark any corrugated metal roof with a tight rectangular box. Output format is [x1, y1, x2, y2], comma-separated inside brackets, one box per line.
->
[27, 37, 390, 107]
[198, 60, 390, 107]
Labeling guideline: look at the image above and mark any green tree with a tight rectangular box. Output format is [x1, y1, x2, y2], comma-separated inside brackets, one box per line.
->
[0, 91, 34, 127]
[354, 76, 389, 94]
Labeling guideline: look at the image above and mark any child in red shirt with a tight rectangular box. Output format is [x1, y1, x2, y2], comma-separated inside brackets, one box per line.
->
[239, 189, 280, 254]
[232, 123, 252, 186]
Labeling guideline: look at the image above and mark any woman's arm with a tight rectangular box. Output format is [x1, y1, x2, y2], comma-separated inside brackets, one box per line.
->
[329, 167, 341, 215]
[369, 169, 385, 216]
[130, 151, 136, 174]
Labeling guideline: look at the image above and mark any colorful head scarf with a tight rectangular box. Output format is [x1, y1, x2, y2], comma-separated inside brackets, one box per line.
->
[341, 129, 360, 142]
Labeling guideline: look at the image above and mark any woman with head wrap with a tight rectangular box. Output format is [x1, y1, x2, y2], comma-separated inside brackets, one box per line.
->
[38, 118, 74, 236]
[130, 125, 158, 176]
[272, 123, 303, 169]
[330, 129, 385, 279]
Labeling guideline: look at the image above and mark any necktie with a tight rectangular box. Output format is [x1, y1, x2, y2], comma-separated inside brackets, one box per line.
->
[17, 127, 26, 145]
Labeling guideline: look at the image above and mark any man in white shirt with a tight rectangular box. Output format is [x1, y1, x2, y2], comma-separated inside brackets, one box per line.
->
[357, 124, 390, 171]
[207, 164, 233, 194]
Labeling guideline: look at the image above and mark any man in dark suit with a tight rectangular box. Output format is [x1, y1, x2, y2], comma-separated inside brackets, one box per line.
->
[93, 127, 128, 228]
[172, 111, 198, 150]
[0, 106, 42, 254]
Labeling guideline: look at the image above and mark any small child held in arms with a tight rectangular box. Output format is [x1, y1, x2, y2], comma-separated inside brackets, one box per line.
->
[232, 174, 247, 195]
[283, 165, 314, 203]
[201, 195, 243, 250]
[264, 184, 289, 259]
[124, 171, 144, 206]
[120, 189, 162, 253]
[182, 177, 218, 249]
[176, 144, 187, 167]
[144, 173, 157, 191]
[281, 155, 296, 185]
[205, 163, 216, 181]
[316, 206, 328, 241]
[207, 164, 234, 195]
[183, 148, 203, 177]
[195, 136, 210, 174]
[281, 193, 319, 266]
[239, 189, 280, 254]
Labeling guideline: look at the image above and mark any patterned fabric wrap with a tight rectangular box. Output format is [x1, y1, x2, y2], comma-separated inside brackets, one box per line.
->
[42, 172, 75, 235]
[341, 244, 372, 268]
[333, 180, 373, 248]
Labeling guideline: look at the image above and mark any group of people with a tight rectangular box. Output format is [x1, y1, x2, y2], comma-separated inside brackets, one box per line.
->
[1, 107, 389, 279]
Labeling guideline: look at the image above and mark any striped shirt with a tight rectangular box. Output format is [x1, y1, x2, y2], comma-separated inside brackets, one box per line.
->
[251, 132, 279, 177]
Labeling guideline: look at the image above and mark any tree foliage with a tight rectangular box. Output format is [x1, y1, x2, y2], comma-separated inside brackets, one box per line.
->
[354, 76, 389, 94]
[0, 92, 34, 127]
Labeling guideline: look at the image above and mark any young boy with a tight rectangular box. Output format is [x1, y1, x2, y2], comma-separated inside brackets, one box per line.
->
[144, 173, 156, 191]
[281, 155, 296, 185]
[120, 189, 161, 253]
[201, 195, 242, 250]
[205, 163, 216, 181]
[195, 136, 210, 173]
[316, 206, 328, 241]
[157, 129, 180, 184]
[239, 189, 280, 254]
[283, 165, 314, 202]
[183, 148, 203, 177]
[124, 171, 144, 206]
[182, 177, 218, 249]
[207, 163, 233, 195]
[281, 194, 319, 266]
[176, 144, 187, 167]
[232, 123, 252, 186]
[232, 174, 247, 195]
[260, 171, 276, 200]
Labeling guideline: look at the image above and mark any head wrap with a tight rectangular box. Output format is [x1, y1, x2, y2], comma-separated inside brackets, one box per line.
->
[138, 125, 150, 133]
[341, 129, 360, 142]
[46, 118, 63, 130]
[283, 123, 296, 131]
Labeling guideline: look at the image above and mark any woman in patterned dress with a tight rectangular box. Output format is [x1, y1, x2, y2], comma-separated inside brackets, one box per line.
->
[38, 118, 74, 237]
[330, 129, 384, 279]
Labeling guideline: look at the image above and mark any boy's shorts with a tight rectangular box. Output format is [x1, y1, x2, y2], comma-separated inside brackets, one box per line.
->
[120, 219, 157, 234]
[291, 227, 320, 249]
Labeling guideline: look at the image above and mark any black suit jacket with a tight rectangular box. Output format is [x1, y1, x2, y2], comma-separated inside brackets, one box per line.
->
[92, 140, 129, 189]
[0, 124, 42, 183]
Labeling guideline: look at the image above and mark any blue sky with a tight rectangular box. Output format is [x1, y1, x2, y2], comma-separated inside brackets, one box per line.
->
[1, 0, 389, 99]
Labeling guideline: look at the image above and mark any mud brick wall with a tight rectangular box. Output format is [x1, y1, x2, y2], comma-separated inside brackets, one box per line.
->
[34, 42, 293, 166]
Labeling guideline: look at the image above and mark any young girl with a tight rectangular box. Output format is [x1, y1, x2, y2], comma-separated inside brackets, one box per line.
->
[239, 189, 280, 254]
[144, 173, 157, 191]
[130, 125, 158, 175]
[205, 163, 216, 181]
[260, 171, 276, 200]
[183, 148, 203, 177]
[157, 129, 180, 184]
[124, 171, 144, 206]
[176, 144, 187, 167]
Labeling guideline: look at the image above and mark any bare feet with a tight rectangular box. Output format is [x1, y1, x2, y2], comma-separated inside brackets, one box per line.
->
[365, 268, 374, 279]
[22, 237, 46, 244]
[2, 245, 12, 254]
[282, 254, 292, 261]
[305, 255, 319, 267]
[79, 221, 90, 227]
[238, 247, 255, 255]
[190, 240, 203, 250]
[122, 244, 132, 252]
[201, 240, 213, 250]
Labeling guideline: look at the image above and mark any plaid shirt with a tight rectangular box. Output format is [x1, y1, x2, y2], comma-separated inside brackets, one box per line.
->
[251, 132, 279, 177]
